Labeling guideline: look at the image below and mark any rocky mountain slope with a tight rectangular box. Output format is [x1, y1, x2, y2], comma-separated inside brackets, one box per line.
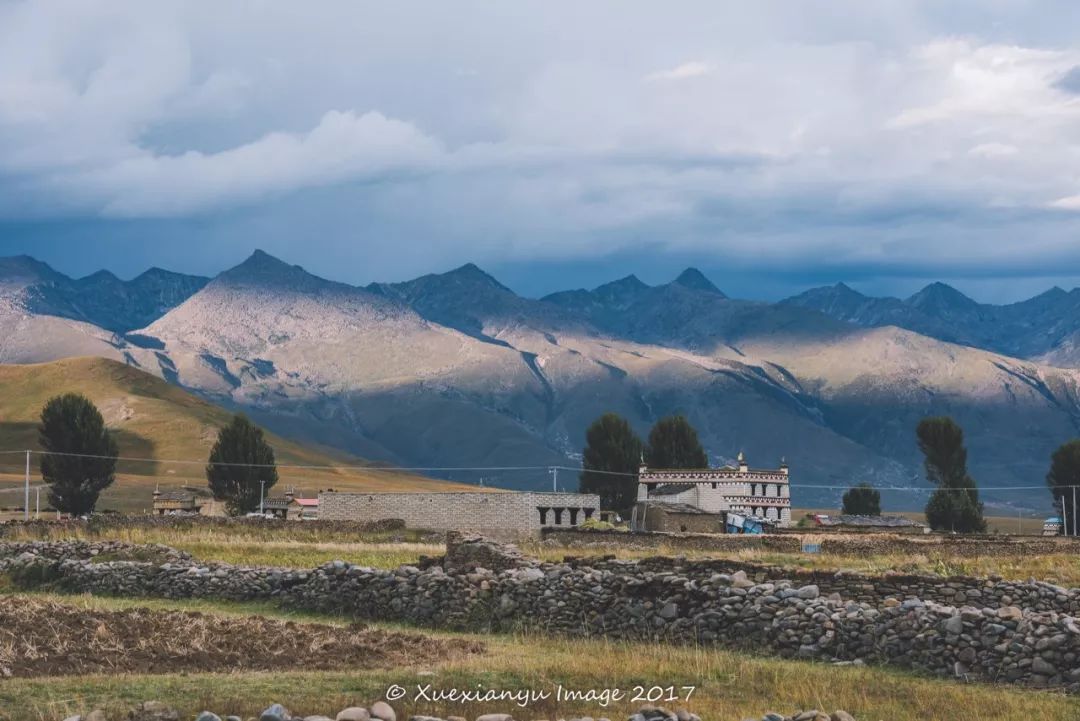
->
[3, 251, 1080, 510]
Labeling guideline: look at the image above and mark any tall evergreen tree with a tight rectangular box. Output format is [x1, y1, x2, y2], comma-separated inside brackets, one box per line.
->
[38, 393, 118, 516]
[916, 416, 986, 533]
[206, 414, 278, 515]
[645, 415, 708, 469]
[841, 482, 881, 516]
[579, 413, 643, 512]
[1046, 439, 1080, 534]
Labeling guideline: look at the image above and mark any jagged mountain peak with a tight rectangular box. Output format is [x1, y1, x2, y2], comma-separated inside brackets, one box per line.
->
[437, 263, 513, 292]
[831, 281, 864, 296]
[0, 255, 64, 285]
[595, 274, 648, 293]
[78, 269, 122, 284]
[672, 267, 725, 296]
[906, 281, 978, 311]
[216, 249, 321, 288]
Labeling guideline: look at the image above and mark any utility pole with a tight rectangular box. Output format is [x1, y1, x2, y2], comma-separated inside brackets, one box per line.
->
[1074, 486, 1077, 537]
[1063, 496, 1069, 537]
[549, 466, 558, 492]
[259, 480, 266, 515]
[24, 450, 30, 522]
[35, 487, 40, 519]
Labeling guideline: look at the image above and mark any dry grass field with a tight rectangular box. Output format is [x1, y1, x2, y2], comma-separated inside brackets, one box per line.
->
[1, 593, 1077, 721]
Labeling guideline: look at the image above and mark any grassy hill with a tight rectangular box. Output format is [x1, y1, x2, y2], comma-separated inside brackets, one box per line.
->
[0, 357, 482, 513]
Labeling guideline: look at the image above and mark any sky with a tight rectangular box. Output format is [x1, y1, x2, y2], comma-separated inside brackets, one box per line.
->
[3, 1, 1080, 301]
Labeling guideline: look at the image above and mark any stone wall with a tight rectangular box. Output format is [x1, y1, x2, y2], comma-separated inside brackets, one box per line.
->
[542, 527, 1080, 557]
[0, 515, 412, 538]
[318, 491, 602, 535]
[542, 528, 804, 553]
[3, 537, 1080, 692]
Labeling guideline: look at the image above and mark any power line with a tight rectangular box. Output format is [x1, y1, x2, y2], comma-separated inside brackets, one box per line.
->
[11, 449, 554, 473]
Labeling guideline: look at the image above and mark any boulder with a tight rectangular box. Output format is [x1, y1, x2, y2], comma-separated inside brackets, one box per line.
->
[370, 702, 397, 721]
[260, 704, 291, 721]
[337, 709, 371, 721]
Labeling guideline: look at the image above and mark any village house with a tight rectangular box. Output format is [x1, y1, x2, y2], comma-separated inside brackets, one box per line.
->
[288, 496, 319, 520]
[150, 489, 200, 515]
[636, 501, 724, 534]
[636, 452, 792, 527]
[811, 513, 927, 533]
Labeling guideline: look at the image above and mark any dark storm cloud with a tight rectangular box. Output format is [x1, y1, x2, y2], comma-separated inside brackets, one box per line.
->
[1, 1, 1080, 299]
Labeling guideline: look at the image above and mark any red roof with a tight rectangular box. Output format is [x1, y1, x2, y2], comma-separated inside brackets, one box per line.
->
[292, 498, 319, 506]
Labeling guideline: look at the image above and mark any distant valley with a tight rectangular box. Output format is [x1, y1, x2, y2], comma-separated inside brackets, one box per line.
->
[3, 250, 1080, 512]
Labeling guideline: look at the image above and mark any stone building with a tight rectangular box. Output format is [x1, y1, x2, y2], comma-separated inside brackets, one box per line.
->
[288, 497, 319, 520]
[637, 452, 792, 527]
[151, 490, 198, 515]
[637, 501, 724, 534]
[318, 490, 603, 537]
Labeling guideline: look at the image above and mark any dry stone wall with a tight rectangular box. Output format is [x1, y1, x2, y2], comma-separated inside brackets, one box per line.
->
[0, 516, 410, 538]
[542, 528, 1080, 557]
[568, 556, 1080, 615]
[3, 537, 1080, 692]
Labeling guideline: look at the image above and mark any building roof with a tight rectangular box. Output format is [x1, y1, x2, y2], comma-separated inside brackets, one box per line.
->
[816, 514, 924, 528]
[648, 501, 719, 516]
[291, 498, 319, 506]
[154, 491, 196, 502]
[262, 497, 290, 509]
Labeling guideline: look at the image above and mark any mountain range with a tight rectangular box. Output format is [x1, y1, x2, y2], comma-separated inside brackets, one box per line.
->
[3, 250, 1080, 512]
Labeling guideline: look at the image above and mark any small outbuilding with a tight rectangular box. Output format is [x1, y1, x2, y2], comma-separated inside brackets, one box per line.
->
[635, 501, 724, 533]
[288, 497, 319, 520]
[812, 514, 927, 533]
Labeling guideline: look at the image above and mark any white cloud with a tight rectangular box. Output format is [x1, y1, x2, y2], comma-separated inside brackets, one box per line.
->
[1048, 194, 1080, 210]
[644, 61, 711, 82]
[76, 110, 443, 216]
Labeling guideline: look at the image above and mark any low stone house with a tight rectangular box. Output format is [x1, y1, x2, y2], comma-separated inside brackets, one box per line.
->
[636, 501, 724, 534]
[811, 514, 926, 533]
[288, 497, 319, 520]
[151, 490, 198, 516]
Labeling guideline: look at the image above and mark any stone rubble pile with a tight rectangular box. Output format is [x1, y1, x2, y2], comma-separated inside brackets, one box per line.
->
[5, 538, 1080, 691]
[59, 701, 850, 721]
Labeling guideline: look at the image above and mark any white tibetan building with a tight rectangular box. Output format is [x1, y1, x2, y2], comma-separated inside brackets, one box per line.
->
[637, 452, 792, 527]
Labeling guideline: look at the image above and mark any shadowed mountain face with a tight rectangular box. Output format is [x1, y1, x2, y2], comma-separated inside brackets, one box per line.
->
[3, 252, 1080, 512]
[0, 255, 208, 334]
[783, 282, 1080, 366]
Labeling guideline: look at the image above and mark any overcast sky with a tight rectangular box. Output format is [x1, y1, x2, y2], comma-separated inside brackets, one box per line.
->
[3, 1, 1080, 301]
